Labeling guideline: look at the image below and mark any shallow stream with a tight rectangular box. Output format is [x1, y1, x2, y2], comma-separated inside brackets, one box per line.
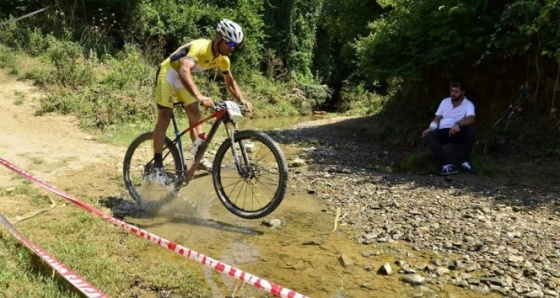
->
[124, 116, 497, 298]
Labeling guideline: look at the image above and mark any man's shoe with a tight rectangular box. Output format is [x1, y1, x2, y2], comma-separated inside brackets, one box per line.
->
[151, 166, 173, 185]
[440, 164, 458, 176]
[461, 161, 476, 174]
[198, 159, 213, 172]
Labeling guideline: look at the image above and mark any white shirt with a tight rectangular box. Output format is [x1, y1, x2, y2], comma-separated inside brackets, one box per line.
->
[435, 97, 475, 129]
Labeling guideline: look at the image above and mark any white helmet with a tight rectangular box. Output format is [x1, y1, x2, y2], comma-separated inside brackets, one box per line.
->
[217, 19, 243, 44]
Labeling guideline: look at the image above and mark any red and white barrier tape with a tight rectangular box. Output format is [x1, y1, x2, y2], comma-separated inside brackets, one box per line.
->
[0, 212, 107, 297]
[0, 158, 308, 298]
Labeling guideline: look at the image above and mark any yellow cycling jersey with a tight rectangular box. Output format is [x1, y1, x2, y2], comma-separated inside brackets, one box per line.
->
[155, 39, 231, 108]
[164, 39, 230, 73]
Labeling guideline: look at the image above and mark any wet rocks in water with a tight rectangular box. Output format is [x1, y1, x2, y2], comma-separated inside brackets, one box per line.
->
[525, 289, 545, 297]
[400, 274, 426, 285]
[399, 264, 417, 275]
[261, 218, 281, 229]
[543, 289, 560, 297]
[302, 239, 322, 246]
[339, 254, 354, 267]
[449, 259, 464, 270]
[288, 158, 306, 167]
[360, 282, 375, 290]
[361, 250, 376, 257]
[377, 263, 393, 275]
[435, 266, 450, 276]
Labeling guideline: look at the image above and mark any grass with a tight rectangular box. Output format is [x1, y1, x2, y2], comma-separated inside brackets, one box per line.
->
[300, 138, 321, 148]
[98, 105, 264, 156]
[0, 38, 324, 133]
[398, 149, 502, 176]
[0, 179, 36, 196]
[98, 121, 155, 147]
[0, 179, 212, 297]
[0, 45, 36, 77]
[25, 192, 53, 207]
[469, 155, 501, 176]
[13, 90, 24, 105]
[29, 156, 45, 165]
[0, 237, 81, 298]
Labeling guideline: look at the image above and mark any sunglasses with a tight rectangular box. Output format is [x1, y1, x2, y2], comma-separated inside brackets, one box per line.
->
[224, 40, 238, 49]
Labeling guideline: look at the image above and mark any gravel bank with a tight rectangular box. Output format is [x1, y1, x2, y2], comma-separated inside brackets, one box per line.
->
[273, 117, 560, 297]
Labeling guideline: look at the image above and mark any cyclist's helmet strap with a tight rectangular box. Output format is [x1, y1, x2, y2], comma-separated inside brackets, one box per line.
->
[217, 19, 243, 44]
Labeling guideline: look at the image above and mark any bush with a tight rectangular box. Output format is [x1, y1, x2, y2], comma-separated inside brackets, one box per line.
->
[0, 19, 22, 49]
[101, 43, 155, 90]
[26, 28, 49, 56]
[45, 37, 95, 87]
[338, 83, 386, 115]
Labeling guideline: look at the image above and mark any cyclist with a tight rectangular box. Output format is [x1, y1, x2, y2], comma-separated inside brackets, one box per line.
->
[152, 19, 253, 180]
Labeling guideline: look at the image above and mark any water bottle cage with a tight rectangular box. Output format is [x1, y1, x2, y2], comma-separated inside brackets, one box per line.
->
[190, 133, 206, 156]
[190, 142, 203, 155]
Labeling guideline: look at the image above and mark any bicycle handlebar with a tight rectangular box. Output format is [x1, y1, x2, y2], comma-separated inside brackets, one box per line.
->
[213, 100, 248, 112]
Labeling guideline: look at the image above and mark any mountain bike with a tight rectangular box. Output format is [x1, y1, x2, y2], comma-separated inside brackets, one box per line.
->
[123, 100, 288, 219]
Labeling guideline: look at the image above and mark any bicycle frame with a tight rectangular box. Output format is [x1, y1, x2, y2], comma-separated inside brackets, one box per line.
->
[123, 100, 288, 219]
[164, 103, 251, 184]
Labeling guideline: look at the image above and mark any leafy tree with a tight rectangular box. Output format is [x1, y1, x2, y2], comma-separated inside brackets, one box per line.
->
[355, 0, 560, 108]
[356, 1, 503, 82]
[354, 0, 560, 153]
[484, 0, 560, 108]
[313, 0, 384, 109]
[0, 0, 33, 19]
[126, 0, 264, 79]
[262, 0, 324, 81]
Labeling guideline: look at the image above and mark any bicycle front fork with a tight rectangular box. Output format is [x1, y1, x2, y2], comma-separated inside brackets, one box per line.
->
[229, 130, 255, 178]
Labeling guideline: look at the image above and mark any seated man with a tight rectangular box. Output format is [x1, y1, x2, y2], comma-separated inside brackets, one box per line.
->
[421, 81, 476, 175]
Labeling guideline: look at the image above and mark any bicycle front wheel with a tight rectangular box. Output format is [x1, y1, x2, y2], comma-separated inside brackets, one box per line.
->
[123, 132, 182, 212]
[212, 130, 288, 219]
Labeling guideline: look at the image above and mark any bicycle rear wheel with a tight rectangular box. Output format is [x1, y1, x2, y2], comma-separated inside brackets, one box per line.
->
[123, 132, 182, 213]
[212, 130, 288, 219]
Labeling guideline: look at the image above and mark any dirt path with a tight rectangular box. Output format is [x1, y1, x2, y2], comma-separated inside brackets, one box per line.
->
[0, 72, 124, 224]
[0, 72, 121, 184]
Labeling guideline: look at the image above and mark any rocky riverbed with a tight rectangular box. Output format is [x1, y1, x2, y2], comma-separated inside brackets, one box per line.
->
[272, 116, 560, 297]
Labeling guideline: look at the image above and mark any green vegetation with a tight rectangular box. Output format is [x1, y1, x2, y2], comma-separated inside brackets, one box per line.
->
[12, 90, 24, 105]
[399, 152, 501, 176]
[0, 178, 212, 297]
[2, 1, 557, 159]
[0, 178, 35, 196]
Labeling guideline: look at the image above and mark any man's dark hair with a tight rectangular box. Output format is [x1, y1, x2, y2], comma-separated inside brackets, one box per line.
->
[450, 81, 466, 91]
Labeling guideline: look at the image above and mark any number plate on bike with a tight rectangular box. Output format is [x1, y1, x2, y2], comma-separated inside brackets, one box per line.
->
[225, 101, 243, 117]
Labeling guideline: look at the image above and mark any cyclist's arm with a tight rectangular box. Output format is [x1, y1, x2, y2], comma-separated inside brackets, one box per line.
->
[178, 58, 205, 101]
[223, 72, 252, 111]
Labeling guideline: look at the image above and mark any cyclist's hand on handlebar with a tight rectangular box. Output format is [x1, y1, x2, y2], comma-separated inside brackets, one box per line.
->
[241, 100, 253, 112]
[198, 96, 215, 109]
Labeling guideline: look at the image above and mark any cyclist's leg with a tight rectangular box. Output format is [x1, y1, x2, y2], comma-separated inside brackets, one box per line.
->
[175, 89, 200, 142]
[153, 64, 174, 167]
[176, 89, 212, 171]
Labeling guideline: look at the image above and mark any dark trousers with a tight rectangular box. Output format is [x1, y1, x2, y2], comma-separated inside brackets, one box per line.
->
[426, 125, 476, 166]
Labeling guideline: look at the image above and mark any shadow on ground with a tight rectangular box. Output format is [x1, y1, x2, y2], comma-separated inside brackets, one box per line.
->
[99, 196, 263, 236]
[262, 114, 560, 211]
